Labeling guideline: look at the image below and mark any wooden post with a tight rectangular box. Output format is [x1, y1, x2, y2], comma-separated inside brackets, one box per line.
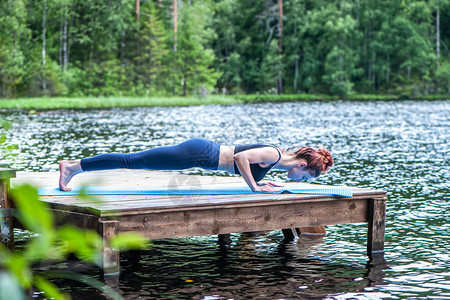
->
[367, 198, 386, 257]
[282, 228, 300, 241]
[367, 252, 387, 286]
[99, 220, 120, 276]
[0, 168, 16, 249]
[218, 233, 232, 245]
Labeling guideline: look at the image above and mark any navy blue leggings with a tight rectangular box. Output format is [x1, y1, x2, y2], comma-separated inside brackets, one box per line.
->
[80, 138, 220, 171]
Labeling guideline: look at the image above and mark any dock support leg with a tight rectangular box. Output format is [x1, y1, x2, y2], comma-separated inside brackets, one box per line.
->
[99, 220, 120, 277]
[282, 228, 300, 241]
[367, 198, 386, 258]
[218, 233, 232, 245]
[0, 170, 16, 249]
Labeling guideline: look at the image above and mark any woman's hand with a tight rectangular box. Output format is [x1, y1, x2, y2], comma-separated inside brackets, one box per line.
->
[256, 180, 284, 188]
[253, 184, 282, 193]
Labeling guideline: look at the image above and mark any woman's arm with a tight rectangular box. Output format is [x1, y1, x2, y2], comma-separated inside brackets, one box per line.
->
[233, 147, 281, 193]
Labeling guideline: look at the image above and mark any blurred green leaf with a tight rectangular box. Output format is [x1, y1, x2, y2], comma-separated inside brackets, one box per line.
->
[10, 184, 54, 234]
[44, 271, 124, 300]
[23, 234, 58, 262]
[57, 225, 103, 263]
[35, 276, 70, 300]
[109, 233, 151, 251]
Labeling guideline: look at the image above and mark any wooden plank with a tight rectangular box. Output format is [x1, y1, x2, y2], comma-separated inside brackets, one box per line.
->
[51, 209, 100, 230]
[367, 198, 386, 256]
[97, 196, 377, 217]
[12, 208, 99, 231]
[38, 193, 380, 213]
[38, 191, 384, 217]
[116, 198, 369, 239]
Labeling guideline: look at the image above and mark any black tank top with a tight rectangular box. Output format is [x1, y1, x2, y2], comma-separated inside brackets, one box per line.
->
[233, 144, 281, 182]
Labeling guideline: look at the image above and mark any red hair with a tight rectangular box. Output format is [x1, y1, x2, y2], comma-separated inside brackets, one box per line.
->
[294, 146, 334, 177]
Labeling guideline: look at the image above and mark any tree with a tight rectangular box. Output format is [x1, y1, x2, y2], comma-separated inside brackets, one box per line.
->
[173, 0, 220, 96]
[321, 2, 361, 97]
[135, 1, 169, 95]
[211, 0, 242, 93]
[0, 0, 29, 98]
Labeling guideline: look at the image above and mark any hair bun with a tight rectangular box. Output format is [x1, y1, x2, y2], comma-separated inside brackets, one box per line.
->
[317, 148, 334, 172]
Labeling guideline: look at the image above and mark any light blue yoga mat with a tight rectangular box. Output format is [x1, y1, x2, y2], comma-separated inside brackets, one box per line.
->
[38, 184, 353, 197]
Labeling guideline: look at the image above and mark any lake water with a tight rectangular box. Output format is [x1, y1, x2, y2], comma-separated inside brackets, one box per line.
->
[2, 100, 449, 299]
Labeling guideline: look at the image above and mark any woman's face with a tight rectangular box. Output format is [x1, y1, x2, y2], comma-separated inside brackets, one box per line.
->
[287, 165, 316, 182]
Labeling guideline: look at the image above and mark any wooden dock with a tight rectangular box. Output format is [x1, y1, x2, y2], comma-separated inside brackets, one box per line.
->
[1, 168, 387, 276]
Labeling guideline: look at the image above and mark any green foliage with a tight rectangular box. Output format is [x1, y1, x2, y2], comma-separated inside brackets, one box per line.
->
[435, 61, 450, 94]
[1, 0, 450, 97]
[135, 1, 169, 95]
[0, 182, 150, 298]
[0, 0, 29, 98]
[173, 0, 221, 96]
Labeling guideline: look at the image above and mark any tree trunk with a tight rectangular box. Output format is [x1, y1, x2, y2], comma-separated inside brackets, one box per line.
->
[386, 52, 390, 83]
[63, 6, 68, 71]
[278, 77, 283, 94]
[136, 0, 140, 19]
[173, 0, 177, 52]
[89, 9, 100, 69]
[373, 51, 377, 89]
[293, 22, 298, 92]
[277, 0, 283, 94]
[59, 18, 63, 69]
[436, 6, 440, 93]
[436, 7, 440, 62]
[13, 32, 16, 58]
[67, 2, 77, 69]
[294, 57, 298, 92]
[278, 0, 283, 51]
[42, 0, 47, 93]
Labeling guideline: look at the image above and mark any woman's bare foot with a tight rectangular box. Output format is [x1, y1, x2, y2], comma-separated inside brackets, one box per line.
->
[59, 160, 83, 191]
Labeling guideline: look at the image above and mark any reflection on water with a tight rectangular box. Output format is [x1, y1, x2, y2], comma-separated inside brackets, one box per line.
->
[2, 100, 449, 299]
[30, 233, 386, 299]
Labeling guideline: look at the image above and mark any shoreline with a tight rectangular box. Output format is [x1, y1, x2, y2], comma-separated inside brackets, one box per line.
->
[0, 94, 448, 110]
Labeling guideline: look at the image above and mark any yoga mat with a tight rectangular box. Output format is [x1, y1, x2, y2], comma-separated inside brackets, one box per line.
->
[38, 184, 353, 197]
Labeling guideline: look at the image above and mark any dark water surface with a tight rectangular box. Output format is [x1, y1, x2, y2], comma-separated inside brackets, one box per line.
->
[2, 100, 449, 299]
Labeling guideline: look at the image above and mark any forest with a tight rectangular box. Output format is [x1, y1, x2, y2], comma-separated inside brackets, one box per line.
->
[1, 0, 449, 98]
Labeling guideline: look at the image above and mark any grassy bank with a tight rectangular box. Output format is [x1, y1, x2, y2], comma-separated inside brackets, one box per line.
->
[0, 96, 241, 110]
[0, 94, 448, 110]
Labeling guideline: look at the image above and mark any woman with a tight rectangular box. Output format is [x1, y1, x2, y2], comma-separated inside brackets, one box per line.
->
[59, 138, 333, 192]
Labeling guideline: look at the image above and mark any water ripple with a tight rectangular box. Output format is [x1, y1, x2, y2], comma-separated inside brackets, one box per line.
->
[2, 100, 449, 299]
